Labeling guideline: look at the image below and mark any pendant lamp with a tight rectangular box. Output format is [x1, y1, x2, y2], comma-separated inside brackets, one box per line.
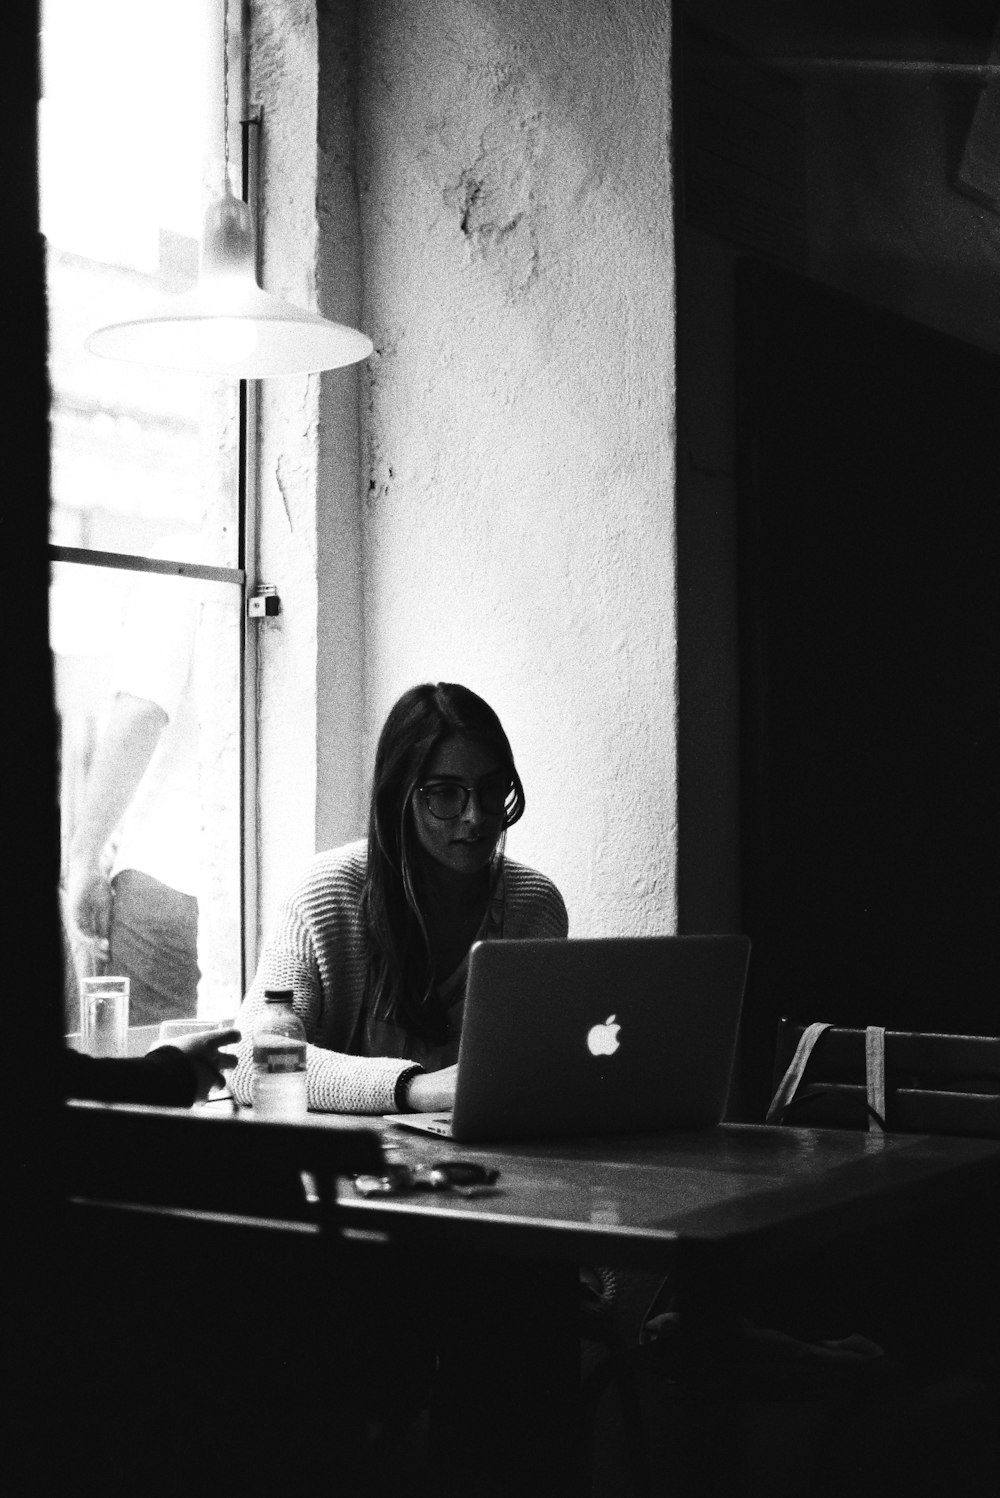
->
[85, 2, 372, 378]
[85, 189, 373, 377]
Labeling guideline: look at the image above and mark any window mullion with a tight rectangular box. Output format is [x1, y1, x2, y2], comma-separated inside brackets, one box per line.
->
[239, 113, 262, 996]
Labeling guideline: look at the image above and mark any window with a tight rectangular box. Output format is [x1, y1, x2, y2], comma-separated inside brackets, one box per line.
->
[42, 0, 252, 1041]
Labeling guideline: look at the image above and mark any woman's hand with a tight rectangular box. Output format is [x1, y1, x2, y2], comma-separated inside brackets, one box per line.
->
[405, 1063, 458, 1112]
[168, 1027, 241, 1104]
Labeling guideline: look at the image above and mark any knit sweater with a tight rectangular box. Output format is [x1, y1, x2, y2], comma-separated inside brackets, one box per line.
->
[231, 840, 569, 1113]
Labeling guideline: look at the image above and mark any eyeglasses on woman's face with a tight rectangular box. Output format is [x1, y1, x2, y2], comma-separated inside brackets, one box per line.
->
[417, 770, 513, 821]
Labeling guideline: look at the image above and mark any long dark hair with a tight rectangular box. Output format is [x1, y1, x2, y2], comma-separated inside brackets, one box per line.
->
[360, 682, 524, 1041]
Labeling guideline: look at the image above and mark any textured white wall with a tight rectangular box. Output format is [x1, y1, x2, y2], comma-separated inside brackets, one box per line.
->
[249, 0, 677, 944]
[356, 0, 677, 935]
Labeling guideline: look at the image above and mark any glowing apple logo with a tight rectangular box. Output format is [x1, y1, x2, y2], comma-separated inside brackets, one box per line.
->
[586, 1014, 621, 1057]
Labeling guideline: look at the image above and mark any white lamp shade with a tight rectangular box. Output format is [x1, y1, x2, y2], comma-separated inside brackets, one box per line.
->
[85, 194, 373, 377]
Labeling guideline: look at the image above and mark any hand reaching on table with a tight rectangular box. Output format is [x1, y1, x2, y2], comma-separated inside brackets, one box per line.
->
[161, 1027, 241, 1104]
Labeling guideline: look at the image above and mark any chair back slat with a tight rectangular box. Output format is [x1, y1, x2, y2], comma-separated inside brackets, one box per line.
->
[896, 1089, 1000, 1136]
[773, 1020, 1000, 1137]
[62, 1099, 385, 1221]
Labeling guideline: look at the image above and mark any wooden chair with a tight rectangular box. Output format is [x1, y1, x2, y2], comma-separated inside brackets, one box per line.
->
[58, 1103, 404, 1498]
[768, 1019, 1000, 1136]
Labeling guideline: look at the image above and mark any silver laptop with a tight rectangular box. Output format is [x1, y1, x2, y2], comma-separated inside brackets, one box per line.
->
[384, 934, 750, 1143]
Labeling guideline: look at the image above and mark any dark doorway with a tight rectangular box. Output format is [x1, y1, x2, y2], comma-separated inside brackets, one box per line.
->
[735, 259, 999, 1116]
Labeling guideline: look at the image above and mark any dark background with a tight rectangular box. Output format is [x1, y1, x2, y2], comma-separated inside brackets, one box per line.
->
[7, 2, 66, 1487]
[734, 260, 999, 1114]
[673, 3, 1000, 1117]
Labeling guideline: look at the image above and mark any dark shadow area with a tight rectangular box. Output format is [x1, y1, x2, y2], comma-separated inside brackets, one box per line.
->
[735, 259, 1000, 1117]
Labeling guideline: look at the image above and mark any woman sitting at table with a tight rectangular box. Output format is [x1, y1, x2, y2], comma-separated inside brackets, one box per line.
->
[230, 681, 568, 1111]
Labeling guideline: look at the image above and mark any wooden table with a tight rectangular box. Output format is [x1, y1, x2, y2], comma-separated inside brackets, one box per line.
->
[329, 1117, 998, 1264]
[306, 1115, 999, 1495]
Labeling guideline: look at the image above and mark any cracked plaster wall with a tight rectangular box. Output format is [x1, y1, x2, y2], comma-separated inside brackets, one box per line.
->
[249, 0, 677, 941]
[356, 0, 677, 934]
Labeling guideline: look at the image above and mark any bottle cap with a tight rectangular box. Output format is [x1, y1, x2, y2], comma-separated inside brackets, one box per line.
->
[263, 988, 294, 1003]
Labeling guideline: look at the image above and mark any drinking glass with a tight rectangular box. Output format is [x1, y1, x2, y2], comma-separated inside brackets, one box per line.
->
[80, 976, 130, 1058]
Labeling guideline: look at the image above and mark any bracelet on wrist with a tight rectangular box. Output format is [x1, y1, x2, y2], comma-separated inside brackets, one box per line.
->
[394, 1064, 424, 1111]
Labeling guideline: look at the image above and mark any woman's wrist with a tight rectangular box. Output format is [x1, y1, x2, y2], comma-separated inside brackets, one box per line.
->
[394, 1064, 424, 1111]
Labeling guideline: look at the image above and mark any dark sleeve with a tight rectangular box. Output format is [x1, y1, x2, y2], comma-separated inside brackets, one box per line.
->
[62, 1046, 198, 1108]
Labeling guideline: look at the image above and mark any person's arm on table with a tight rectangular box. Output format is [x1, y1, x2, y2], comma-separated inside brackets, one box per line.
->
[231, 846, 465, 1115]
[229, 1017, 442, 1114]
[63, 1027, 239, 1108]
[230, 930, 438, 1115]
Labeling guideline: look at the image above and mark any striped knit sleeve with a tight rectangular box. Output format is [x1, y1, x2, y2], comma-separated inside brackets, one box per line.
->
[501, 860, 569, 939]
[230, 849, 420, 1114]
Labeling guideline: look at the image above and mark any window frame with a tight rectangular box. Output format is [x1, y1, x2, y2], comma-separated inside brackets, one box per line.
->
[47, 118, 264, 1008]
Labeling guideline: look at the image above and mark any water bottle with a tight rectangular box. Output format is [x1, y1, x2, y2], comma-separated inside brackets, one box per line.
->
[251, 989, 308, 1118]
